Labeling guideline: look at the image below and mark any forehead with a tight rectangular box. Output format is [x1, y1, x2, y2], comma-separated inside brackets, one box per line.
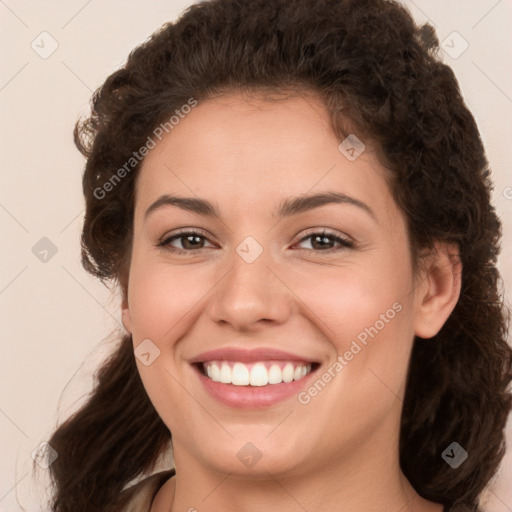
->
[134, 92, 396, 223]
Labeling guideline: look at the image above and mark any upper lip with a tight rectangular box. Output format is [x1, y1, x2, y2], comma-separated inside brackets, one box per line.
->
[189, 347, 319, 364]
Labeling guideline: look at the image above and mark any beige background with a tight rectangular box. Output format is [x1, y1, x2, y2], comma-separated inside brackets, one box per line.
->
[0, 0, 511, 510]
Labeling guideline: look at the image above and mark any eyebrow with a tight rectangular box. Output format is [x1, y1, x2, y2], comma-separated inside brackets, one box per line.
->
[144, 191, 376, 222]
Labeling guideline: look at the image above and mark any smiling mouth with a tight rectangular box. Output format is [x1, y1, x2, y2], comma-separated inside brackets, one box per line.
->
[196, 360, 320, 387]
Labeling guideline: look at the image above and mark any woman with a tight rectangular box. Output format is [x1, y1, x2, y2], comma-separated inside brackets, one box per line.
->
[40, 0, 512, 511]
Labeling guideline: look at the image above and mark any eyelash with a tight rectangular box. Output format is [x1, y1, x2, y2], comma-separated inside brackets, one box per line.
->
[156, 228, 354, 255]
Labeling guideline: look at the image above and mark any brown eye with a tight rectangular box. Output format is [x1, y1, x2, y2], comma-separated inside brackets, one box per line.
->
[157, 229, 215, 254]
[295, 230, 354, 252]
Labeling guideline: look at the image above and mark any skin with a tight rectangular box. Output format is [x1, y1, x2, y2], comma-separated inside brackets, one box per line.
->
[121, 91, 461, 512]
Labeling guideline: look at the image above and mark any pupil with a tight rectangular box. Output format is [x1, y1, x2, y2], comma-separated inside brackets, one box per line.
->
[313, 235, 332, 250]
[184, 235, 202, 249]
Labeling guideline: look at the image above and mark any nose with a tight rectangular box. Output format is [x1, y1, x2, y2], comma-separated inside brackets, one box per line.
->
[207, 247, 292, 332]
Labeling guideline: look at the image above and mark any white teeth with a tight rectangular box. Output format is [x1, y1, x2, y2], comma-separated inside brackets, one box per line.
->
[268, 364, 282, 384]
[232, 362, 250, 385]
[202, 360, 313, 386]
[219, 362, 231, 384]
[249, 363, 269, 386]
[282, 363, 294, 383]
[211, 363, 220, 382]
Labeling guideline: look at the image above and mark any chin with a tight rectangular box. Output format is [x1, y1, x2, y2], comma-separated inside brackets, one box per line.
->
[190, 433, 310, 479]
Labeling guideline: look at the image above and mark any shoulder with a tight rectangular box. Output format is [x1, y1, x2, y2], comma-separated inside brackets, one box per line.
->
[114, 469, 176, 512]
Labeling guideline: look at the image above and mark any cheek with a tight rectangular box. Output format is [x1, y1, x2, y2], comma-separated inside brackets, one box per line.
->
[292, 259, 411, 342]
[127, 259, 212, 343]
[293, 265, 414, 429]
[289, 256, 415, 397]
[126, 258, 206, 431]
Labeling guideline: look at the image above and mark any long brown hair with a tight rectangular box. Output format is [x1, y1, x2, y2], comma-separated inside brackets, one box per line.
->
[39, 0, 511, 510]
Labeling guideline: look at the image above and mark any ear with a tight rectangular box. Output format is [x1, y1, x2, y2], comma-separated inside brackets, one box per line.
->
[119, 266, 132, 334]
[413, 242, 462, 339]
[121, 295, 132, 334]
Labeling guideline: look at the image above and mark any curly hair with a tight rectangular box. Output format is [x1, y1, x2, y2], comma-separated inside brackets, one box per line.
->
[40, 0, 512, 511]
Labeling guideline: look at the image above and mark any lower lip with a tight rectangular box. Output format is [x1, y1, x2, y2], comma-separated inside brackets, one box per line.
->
[193, 365, 318, 409]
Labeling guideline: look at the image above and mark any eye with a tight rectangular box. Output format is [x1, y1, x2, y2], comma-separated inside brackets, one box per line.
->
[156, 228, 354, 255]
[157, 228, 215, 254]
[293, 229, 354, 253]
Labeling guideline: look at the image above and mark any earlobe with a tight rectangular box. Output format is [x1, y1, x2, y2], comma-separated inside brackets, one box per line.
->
[413, 242, 462, 339]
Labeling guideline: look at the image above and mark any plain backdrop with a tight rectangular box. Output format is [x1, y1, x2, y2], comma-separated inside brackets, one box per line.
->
[1, 1, 511, 510]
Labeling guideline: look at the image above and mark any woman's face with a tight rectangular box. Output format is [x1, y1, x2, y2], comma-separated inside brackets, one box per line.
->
[122, 91, 429, 479]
